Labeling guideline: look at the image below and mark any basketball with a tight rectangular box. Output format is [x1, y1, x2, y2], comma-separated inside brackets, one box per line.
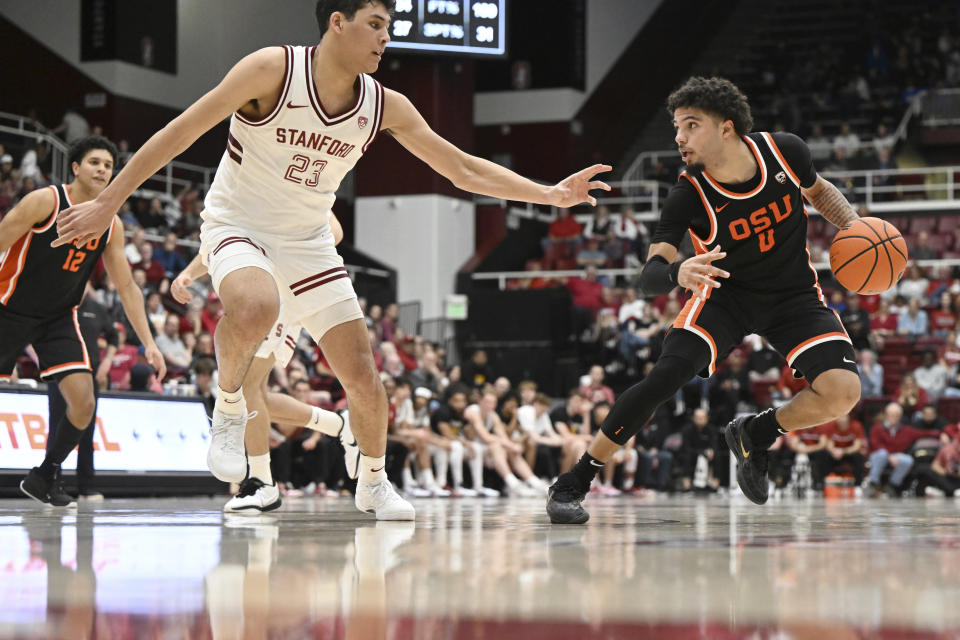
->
[829, 217, 909, 294]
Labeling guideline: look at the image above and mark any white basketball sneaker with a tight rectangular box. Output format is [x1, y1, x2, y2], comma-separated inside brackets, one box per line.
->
[338, 410, 360, 480]
[208, 409, 252, 483]
[355, 480, 416, 521]
[224, 477, 281, 513]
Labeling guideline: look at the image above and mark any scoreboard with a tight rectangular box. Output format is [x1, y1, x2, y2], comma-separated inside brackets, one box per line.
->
[387, 0, 507, 57]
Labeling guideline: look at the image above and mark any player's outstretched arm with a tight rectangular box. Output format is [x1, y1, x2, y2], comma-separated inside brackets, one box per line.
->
[54, 47, 290, 248]
[0, 188, 55, 253]
[381, 89, 611, 207]
[101, 218, 167, 380]
[802, 176, 859, 230]
[639, 243, 729, 299]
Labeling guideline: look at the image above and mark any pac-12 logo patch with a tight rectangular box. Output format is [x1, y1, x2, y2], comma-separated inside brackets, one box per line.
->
[775, 171, 787, 184]
[358, 117, 368, 129]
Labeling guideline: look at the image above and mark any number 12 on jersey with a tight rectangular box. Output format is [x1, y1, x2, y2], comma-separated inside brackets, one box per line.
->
[284, 153, 327, 188]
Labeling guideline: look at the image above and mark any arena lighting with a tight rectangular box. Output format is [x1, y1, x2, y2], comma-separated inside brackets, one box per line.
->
[387, 0, 507, 57]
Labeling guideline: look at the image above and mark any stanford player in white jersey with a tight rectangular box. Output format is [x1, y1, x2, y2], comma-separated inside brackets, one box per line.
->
[54, 0, 610, 521]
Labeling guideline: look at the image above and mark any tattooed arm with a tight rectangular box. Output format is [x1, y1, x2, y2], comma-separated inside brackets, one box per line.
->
[802, 176, 859, 230]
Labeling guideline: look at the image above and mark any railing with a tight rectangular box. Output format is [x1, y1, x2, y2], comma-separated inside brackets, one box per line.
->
[472, 260, 960, 291]
[813, 165, 960, 212]
[0, 111, 69, 183]
[922, 88, 960, 127]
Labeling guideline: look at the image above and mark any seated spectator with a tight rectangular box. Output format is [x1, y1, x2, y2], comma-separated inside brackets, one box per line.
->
[897, 298, 928, 337]
[382, 302, 399, 343]
[618, 299, 660, 372]
[911, 231, 938, 261]
[192, 356, 217, 416]
[155, 313, 192, 376]
[107, 324, 140, 390]
[201, 291, 223, 334]
[138, 197, 168, 230]
[550, 389, 594, 473]
[869, 298, 898, 346]
[137, 243, 166, 288]
[867, 402, 940, 496]
[567, 266, 606, 337]
[145, 291, 167, 334]
[575, 238, 608, 268]
[543, 207, 582, 259]
[579, 365, 615, 405]
[677, 408, 718, 491]
[787, 424, 829, 490]
[896, 373, 927, 417]
[152, 231, 188, 280]
[710, 350, 751, 424]
[915, 439, 960, 497]
[517, 380, 537, 406]
[872, 122, 895, 155]
[840, 294, 871, 350]
[461, 348, 493, 389]
[914, 351, 949, 400]
[806, 122, 832, 162]
[817, 414, 866, 487]
[833, 121, 861, 157]
[636, 418, 674, 492]
[775, 361, 808, 400]
[616, 205, 644, 258]
[895, 264, 929, 303]
[857, 349, 885, 398]
[601, 229, 627, 266]
[191, 331, 216, 368]
[747, 338, 783, 381]
[409, 348, 443, 394]
[827, 290, 847, 313]
[582, 204, 613, 240]
[125, 226, 147, 265]
[0, 154, 22, 189]
[517, 393, 564, 479]
[913, 403, 948, 432]
[929, 291, 956, 337]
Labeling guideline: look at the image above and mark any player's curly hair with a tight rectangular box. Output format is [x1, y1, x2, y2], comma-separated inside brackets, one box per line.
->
[316, 0, 395, 38]
[666, 77, 753, 136]
[68, 135, 118, 171]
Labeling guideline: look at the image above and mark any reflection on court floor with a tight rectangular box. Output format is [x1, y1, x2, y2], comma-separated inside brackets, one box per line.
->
[1, 495, 959, 638]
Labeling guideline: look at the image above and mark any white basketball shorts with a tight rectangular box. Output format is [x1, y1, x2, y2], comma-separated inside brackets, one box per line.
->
[200, 218, 363, 340]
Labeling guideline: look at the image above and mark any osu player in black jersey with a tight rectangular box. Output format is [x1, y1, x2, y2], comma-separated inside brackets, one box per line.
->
[548, 77, 863, 523]
[0, 136, 165, 507]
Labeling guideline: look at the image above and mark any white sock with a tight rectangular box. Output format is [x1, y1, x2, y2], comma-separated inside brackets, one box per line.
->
[358, 454, 388, 484]
[305, 406, 343, 437]
[215, 386, 245, 416]
[449, 442, 464, 488]
[248, 453, 272, 485]
[504, 473, 520, 488]
[420, 468, 438, 489]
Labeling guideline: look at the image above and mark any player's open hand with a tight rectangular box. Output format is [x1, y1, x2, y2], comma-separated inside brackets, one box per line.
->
[144, 343, 167, 381]
[549, 164, 612, 207]
[171, 273, 194, 305]
[677, 246, 730, 297]
[52, 199, 116, 248]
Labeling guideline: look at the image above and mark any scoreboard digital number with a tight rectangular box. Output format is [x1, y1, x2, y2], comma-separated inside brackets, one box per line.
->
[388, 0, 506, 57]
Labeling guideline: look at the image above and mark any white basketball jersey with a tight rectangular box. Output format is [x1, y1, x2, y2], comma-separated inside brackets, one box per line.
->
[203, 45, 384, 238]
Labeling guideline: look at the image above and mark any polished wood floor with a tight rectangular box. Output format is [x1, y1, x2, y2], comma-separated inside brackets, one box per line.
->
[1, 493, 959, 639]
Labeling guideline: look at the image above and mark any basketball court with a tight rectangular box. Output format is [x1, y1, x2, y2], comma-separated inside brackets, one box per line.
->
[2, 494, 958, 638]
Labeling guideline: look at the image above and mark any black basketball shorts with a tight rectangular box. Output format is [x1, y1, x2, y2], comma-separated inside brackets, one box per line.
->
[0, 305, 91, 382]
[669, 284, 858, 383]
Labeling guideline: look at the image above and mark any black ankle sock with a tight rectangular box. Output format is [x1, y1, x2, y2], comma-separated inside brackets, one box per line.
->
[39, 417, 86, 478]
[571, 453, 604, 488]
[745, 408, 785, 450]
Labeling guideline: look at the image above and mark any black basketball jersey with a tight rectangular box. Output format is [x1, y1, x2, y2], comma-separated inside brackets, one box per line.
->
[653, 132, 820, 295]
[0, 184, 115, 319]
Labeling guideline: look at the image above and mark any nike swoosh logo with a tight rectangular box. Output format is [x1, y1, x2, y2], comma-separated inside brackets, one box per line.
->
[740, 436, 750, 459]
[715, 203, 729, 213]
[371, 466, 384, 473]
[286, 101, 309, 109]
[589, 460, 605, 467]
[843, 357, 856, 364]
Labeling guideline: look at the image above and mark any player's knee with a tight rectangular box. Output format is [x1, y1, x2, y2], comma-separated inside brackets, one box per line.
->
[821, 372, 861, 416]
[68, 395, 95, 427]
[230, 297, 279, 336]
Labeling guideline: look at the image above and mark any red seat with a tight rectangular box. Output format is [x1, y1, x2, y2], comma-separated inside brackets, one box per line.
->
[909, 216, 937, 234]
[938, 216, 960, 233]
[938, 397, 960, 423]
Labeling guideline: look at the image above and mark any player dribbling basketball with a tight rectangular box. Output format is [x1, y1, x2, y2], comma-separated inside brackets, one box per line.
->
[548, 77, 866, 523]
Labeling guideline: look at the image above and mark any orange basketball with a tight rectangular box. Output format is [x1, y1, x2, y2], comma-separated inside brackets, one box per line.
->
[829, 217, 908, 294]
